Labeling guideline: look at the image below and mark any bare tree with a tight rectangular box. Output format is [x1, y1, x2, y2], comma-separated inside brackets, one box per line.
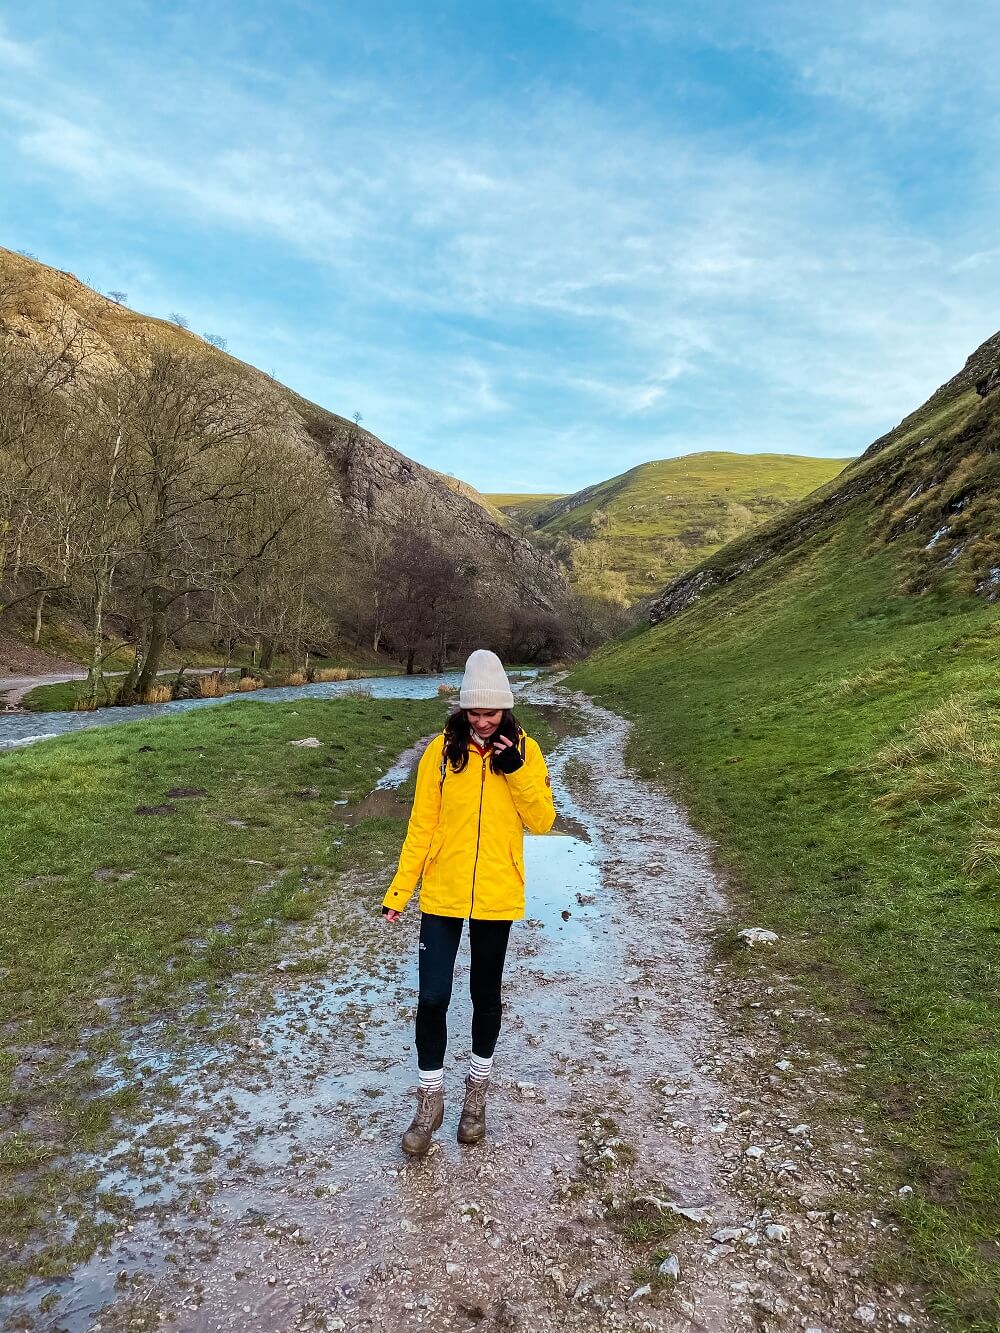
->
[204, 333, 227, 350]
[168, 313, 189, 329]
[107, 291, 128, 305]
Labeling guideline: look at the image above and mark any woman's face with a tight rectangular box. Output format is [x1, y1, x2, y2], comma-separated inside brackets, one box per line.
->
[466, 709, 503, 737]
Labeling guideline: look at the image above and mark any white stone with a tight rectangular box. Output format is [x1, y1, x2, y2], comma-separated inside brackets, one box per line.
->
[288, 737, 323, 747]
[737, 927, 779, 946]
[765, 1224, 790, 1243]
[853, 1306, 877, 1325]
[745, 1145, 766, 1159]
[712, 1227, 746, 1243]
[657, 1254, 680, 1281]
[629, 1284, 653, 1302]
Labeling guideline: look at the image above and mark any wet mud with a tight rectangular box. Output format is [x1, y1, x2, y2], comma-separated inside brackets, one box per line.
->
[3, 684, 925, 1333]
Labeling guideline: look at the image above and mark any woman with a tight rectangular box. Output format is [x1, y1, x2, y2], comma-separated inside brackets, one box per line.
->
[382, 648, 556, 1155]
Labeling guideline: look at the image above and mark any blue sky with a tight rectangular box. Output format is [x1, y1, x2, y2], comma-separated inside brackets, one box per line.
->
[1, 2, 998, 493]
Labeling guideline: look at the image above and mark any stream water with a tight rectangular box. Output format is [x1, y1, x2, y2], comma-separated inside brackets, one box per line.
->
[0, 670, 538, 751]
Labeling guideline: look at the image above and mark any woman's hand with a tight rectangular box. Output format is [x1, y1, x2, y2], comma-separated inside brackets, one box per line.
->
[382, 907, 403, 923]
[492, 733, 524, 773]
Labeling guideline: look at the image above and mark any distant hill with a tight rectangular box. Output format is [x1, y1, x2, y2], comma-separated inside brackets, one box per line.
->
[489, 453, 850, 601]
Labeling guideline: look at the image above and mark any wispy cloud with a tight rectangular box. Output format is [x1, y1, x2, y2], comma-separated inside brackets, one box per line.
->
[1, 2, 996, 491]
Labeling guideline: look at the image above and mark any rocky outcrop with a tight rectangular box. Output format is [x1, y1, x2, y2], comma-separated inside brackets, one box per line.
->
[318, 418, 566, 611]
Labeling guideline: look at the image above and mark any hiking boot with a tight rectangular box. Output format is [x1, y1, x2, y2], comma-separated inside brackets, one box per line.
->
[457, 1075, 490, 1145]
[401, 1087, 444, 1155]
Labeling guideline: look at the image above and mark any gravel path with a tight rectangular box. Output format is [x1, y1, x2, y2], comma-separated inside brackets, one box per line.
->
[2, 686, 926, 1332]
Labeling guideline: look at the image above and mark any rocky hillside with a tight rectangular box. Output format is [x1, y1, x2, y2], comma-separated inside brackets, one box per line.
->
[0, 248, 566, 625]
[490, 453, 849, 602]
[649, 334, 1000, 623]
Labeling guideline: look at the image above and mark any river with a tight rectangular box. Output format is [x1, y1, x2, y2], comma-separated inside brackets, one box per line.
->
[0, 670, 540, 751]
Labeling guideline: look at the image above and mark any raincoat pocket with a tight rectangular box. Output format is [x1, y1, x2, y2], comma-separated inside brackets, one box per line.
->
[509, 843, 525, 885]
[423, 827, 445, 877]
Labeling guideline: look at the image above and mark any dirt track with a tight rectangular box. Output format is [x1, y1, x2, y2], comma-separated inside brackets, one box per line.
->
[5, 684, 926, 1332]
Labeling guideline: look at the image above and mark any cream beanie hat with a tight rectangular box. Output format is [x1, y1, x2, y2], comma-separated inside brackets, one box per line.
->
[459, 648, 514, 710]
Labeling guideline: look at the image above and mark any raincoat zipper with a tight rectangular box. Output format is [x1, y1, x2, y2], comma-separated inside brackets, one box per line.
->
[470, 750, 487, 915]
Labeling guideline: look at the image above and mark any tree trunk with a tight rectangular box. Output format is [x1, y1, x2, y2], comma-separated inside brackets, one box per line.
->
[136, 609, 167, 697]
[260, 636, 276, 671]
[33, 589, 46, 645]
[406, 648, 415, 675]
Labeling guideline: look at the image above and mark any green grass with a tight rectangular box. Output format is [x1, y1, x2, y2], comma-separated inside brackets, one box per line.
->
[0, 694, 557, 1290]
[566, 513, 1000, 1329]
[491, 452, 850, 599]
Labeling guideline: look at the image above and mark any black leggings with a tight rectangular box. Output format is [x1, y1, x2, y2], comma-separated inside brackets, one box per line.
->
[415, 913, 513, 1070]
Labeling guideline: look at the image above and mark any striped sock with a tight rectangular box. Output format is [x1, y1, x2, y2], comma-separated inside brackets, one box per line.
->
[418, 1067, 444, 1093]
[469, 1053, 493, 1083]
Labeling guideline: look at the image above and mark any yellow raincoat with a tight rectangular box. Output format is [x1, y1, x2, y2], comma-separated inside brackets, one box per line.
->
[383, 728, 556, 920]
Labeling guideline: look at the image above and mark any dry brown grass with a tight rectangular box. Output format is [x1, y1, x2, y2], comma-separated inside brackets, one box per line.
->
[869, 696, 1000, 772]
[237, 675, 262, 692]
[285, 671, 307, 686]
[71, 697, 97, 712]
[143, 684, 172, 704]
[437, 683, 458, 696]
[197, 675, 227, 698]
[833, 659, 906, 698]
[312, 667, 351, 682]
[966, 825, 1000, 873]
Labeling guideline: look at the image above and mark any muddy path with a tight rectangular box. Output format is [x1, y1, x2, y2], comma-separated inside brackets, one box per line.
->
[6, 685, 926, 1333]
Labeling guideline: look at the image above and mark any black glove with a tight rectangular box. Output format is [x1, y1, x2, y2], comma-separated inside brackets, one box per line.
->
[492, 739, 524, 774]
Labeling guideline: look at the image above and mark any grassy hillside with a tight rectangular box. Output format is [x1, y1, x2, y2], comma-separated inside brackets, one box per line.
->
[487, 492, 567, 523]
[565, 343, 1000, 1329]
[490, 453, 849, 601]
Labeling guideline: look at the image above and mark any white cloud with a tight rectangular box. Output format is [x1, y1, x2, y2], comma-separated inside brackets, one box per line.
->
[1, 6, 997, 491]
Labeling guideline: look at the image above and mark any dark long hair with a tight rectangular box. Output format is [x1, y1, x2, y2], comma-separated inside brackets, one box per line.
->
[443, 707, 523, 776]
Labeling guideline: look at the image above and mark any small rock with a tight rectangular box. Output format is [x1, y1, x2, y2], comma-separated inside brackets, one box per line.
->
[789, 1124, 811, 1137]
[775, 1059, 792, 1071]
[765, 1224, 790, 1243]
[897, 1185, 913, 1197]
[745, 1146, 766, 1159]
[629, 1284, 652, 1302]
[657, 1254, 680, 1281]
[545, 1266, 568, 1296]
[288, 737, 323, 747]
[737, 927, 779, 947]
[712, 1227, 746, 1243]
[853, 1306, 877, 1326]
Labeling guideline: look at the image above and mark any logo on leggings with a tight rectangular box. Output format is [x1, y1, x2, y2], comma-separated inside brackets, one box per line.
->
[419, 941, 427, 950]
